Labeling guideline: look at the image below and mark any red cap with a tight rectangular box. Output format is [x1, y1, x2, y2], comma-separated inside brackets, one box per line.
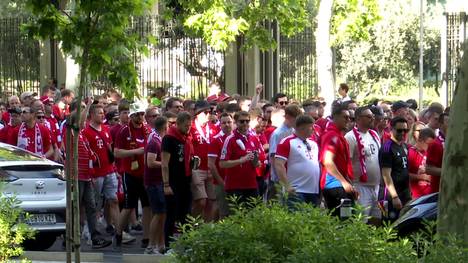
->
[40, 96, 53, 104]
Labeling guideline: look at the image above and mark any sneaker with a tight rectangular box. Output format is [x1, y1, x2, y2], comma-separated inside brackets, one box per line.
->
[144, 246, 162, 255]
[122, 231, 136, 244]
[131, 223, 143, 233]
[92, 237, 112, 249]
[141, 238, 149, 248]
[113, 234, 122, 248]
[165, 248, 175, 255]
[106, 225, 115, 235]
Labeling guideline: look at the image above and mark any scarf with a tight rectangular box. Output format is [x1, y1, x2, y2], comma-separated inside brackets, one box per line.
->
[18, 122, 43, 155]
[352, 127, 381, 183]
[166, 125, 193, 177]
[194, 119, 210, 144]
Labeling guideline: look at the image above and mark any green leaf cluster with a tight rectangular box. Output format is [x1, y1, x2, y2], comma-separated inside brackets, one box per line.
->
[335, 0, 442, 103]
[165, 0, 311, 51]
[0, 184, 35, 262]
[168, 200, 466, 263]
[331, 0, 381, 45]
[23, 0, 156, 99]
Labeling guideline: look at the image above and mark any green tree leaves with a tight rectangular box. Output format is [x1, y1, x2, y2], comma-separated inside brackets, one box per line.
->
[23, 0, 156, 99]
[165, 0, 311, 51]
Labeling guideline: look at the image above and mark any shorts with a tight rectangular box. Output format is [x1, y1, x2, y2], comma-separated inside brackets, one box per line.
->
[323, 187, 355, 217]
[354, 184, 381, 219]
[122, 173, 149, 209]
[191, 169, 215, 201]
[214, 184, 229, 218]
[94, 172, 118, 208]
[146, 184, 166, 214]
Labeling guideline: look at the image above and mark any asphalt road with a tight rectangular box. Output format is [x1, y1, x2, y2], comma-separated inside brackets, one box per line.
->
[46, 226, 148, 262]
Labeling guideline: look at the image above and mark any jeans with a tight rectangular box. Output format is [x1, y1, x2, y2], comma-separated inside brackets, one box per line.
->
[286, 192, 320, 210]
[79, 180, 99, 239]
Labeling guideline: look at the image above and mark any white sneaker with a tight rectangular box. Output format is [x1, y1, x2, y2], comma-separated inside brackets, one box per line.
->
[144, 247, 162, 255]
[122, 231, 136, 244]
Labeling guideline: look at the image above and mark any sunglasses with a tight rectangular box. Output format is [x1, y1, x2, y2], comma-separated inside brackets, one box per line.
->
[36, 116, 45, 119]
[22, 111, 31, 114]
[396, 128, 409, 134]
[238, 119, 250, 124]
[279, 101, 289, 106]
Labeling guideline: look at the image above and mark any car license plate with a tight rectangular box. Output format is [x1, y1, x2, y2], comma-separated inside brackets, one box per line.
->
[26, 214, 56, 225]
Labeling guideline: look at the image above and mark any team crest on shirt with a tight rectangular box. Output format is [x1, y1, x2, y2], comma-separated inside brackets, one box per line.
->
[250, 141, 254, 147]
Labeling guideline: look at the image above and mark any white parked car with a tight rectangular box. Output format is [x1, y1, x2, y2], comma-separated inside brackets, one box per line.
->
[0, 143, 66, 250]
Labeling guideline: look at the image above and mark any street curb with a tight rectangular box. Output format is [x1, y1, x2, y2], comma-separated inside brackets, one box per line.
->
[122, 254, 169, 263]
[21, 251, 104, 262]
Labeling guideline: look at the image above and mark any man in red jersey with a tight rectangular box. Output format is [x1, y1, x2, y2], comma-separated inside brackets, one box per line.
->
[190, 100, 219, 221]
[208, 112, 233, 219]
[8, 106, 53, 158]
[426, 113, 449, 194]
[408, 128, 435, 198]
[82, 104, 120, 238]
[114, 103, 151, 248]
[52, 89, 74, 122]
[220, 111, 262, 206]
[0, 107, 22, 143]
[320, 101, 356, 216]
[1, 95, 21, 125]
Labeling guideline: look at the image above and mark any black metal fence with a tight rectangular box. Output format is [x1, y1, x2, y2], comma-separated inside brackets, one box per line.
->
[445, 12, 467, 106]
[279, 26, 318, 100]
[91, 16, 225, 100]
[0, 17, 41, 100]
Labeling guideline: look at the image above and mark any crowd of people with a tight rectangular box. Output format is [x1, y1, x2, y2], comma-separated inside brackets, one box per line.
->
[0, 81, 450, 254]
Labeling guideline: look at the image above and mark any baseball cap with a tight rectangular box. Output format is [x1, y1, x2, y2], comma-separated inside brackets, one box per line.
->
[129, 102, 146, 117]
[20, 91, 37, 101]
[194, 100, 211, 115]
[8, 107, 22, 114]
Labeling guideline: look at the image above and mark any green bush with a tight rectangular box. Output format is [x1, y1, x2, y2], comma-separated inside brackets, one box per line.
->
[0, 185, 35, 262]
[169, 200, 467, 263]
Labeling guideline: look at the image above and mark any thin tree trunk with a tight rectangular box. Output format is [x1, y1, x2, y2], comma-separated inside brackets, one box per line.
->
[437, 45, 468, 244]
[316, 0, 335, 111]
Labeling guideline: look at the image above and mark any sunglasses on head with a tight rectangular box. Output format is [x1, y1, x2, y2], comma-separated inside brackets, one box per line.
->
[396, 128, 409, 134]
[238, 119, 250, 124]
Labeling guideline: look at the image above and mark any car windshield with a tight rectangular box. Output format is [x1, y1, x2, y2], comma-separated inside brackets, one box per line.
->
[0, 144, 43, 162]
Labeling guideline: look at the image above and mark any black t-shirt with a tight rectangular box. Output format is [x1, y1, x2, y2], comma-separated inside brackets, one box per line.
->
[379, 140, 411, 203]
[161, 135, 191, 189]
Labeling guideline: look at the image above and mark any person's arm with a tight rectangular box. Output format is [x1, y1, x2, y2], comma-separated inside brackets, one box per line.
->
[274, 157, 294, 193]
[219, 152, 253, 168]
[381, 167, 402, 209]
[249, 83, 263, 110]
[426, 165, 441, 177]
[161, 151, 173, 195]
[146, 152, 161, 168]
[208, 156, 224, 186]
[44, 144, 54, 158]
[114, 147, 144, 158]
[323, 150, 354, 193]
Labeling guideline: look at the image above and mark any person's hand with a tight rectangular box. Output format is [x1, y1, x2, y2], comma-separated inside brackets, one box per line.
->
[286, 186, 296, 194]
[392, 196, 403, 210]
[417, 166, 426, 175]
[164, 185, 174, 196]
[255, 83, 263, 95]
[241, 152, 255, 163]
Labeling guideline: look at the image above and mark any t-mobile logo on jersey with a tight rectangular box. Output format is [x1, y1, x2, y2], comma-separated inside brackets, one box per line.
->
[96, 138, 104, 148]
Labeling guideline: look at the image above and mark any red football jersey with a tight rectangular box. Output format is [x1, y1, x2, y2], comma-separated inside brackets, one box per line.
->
[82, 124, 115, 177]
[190, 120, 219, 171]
[408, 146, 431, 198]
[426, 134, 444, 193]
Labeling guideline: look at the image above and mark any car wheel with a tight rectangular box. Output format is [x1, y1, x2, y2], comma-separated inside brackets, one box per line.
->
[23, 233, 58, 251]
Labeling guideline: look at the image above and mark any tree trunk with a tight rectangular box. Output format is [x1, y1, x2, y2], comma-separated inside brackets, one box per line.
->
[437, 45, 468, 244]
[316, 0, 335, 111]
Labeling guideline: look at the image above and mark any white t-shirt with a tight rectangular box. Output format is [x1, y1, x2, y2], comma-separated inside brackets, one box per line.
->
[275, 134, 320, 194]
[345, 129, 381, 186]
[269, 123, 294, 182]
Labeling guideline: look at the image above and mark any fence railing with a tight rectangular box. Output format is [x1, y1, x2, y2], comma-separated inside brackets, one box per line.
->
[0, 17, 41, 100]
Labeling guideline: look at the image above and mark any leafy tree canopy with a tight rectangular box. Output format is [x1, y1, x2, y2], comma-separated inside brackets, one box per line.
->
[163, 0, 312, 51]
[23, 0, 156, 99]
